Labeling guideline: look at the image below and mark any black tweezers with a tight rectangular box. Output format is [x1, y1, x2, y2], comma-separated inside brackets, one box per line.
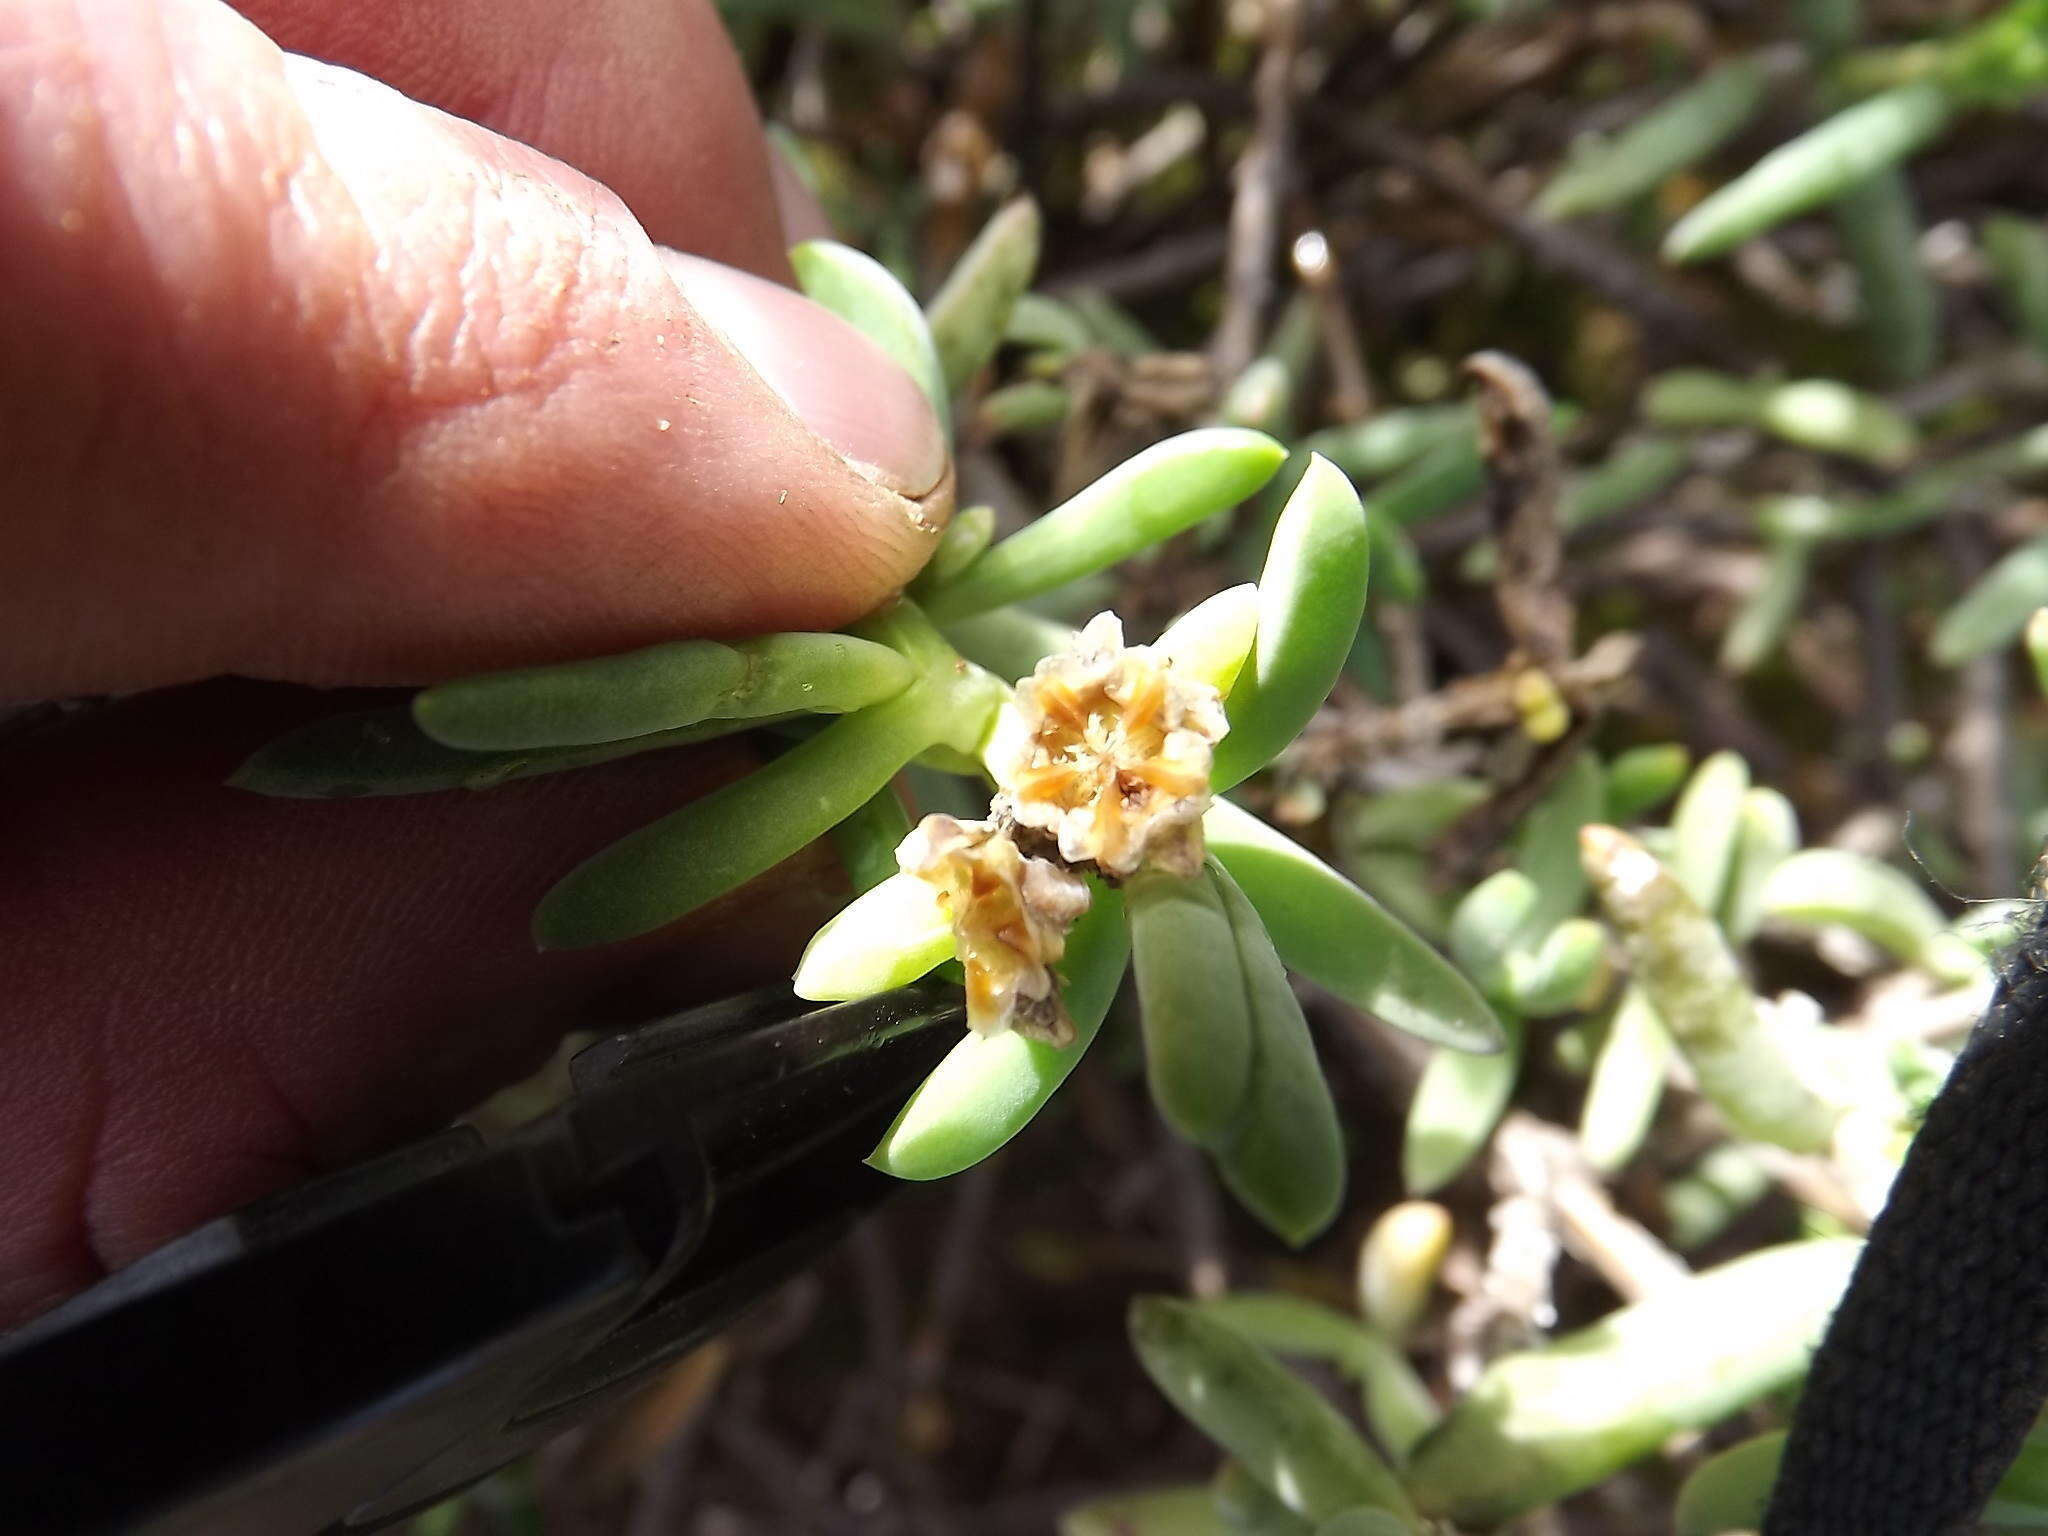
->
[0, 980, 963, 1536]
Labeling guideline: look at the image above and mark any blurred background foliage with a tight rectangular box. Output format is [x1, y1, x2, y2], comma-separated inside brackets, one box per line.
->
[419, 0, 2048, 1530]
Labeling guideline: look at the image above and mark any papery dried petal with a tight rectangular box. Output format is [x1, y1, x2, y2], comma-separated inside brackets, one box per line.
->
[898, 815, 1091, 1045]
[987, 613, 1226, 879]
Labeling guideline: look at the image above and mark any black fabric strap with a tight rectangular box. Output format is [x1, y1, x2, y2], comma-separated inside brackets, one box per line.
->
[1765, 945, 2048, 1534]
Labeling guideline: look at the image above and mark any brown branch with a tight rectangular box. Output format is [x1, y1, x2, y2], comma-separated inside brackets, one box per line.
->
[1293, 227, 1375, 420]
[1045, 226, 1230, 302]
[1467, 351, 1573, 668]
[906, 1163, 1000, 1400]
[1164, 1126, 1230, 1300]
[1211, 0, 1303, 382]
[1499, 1112, 1691, 1304]
[1287, 631, 1642, 781]
[1315, 110, 1755, 370]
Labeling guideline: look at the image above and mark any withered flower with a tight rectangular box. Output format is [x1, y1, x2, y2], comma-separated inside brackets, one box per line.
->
[988, 613, 1227, 879]
[897, 815, 1092, 1045]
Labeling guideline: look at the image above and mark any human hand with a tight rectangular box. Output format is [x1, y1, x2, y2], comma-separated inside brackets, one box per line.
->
[0, 0, 952, 1326]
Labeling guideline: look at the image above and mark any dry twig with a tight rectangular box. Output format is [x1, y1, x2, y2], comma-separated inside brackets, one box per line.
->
[1286, 632, 1641, 782]
[1212, 0, 1305, 381]
[1316, 110, 1754, 370]
[1467, 351, 1574, 668]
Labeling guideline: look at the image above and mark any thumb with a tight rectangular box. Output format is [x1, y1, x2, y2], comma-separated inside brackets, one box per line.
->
[0, 0, 951, 698]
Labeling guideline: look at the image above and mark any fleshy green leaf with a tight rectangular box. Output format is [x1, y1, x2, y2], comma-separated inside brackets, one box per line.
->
[1604, 743, 1692, 824]
[229, 706, 766, 800]
[793, 872, 953, 1001]
[1214, 455, 1370, 789]
[534, 601, 1002, 949]
[791, 239, 949, 418]
[1562, 434, 1692, 529]
[1756, 847, 1957, 974]
[536, 689, 943, 949]
[1403, 1012, 1525, 1195]
[1403, 1240, 1863, 1526]
[1336, 850, 1452, 946]
[827, 781, 913, 896]
[869, 887, 1128, 1180]
[974, 379, 1070, 437]
[1500, 917, 1610, 1018]
[922, 429, 1287, 623]
[1128, 865, 1257, 1146]
[1720, 786, 1801, 943]
[917, 505, 997, 590]
[1338, 780, 1489, 853]
[1200, 1293, 1442, 1461]
[1447, 869, 1542, 1000]
[1206, 798, 1503, 1054]
[1579, 986, 1671, 1175]
[1643, 369, 1771, 425]
[1208, 865, 1346, 1246]
[1221, 356, 1295, 436]
[1405, 862, 1537, 1195]
[1069, 288, 1159, 354]
[1647, 372, 1918, 466]
[1933, 533, 2048, 665]
[1060, 1488, 1230, 1536]
[926, 197, 1041, 394]
[1537, 56, 1770, 219]
[1664, 1143, 1774, 1251]
[1366, 436, 1485, 527]
[1159, 583, 1261, 696]
[1583, 826, 1839, 1152]
[1719, 533, 1814, 676]
[1314, 1514, 1415, 1536]
[1512, 751, 1604, 934]
[1129, 1298, 1419, 1526]
[1834, 168, 1939, 387]
[1363, 515, 1425, 606]
[1299, 408, 1472, 485]
[1214, 1463, 1316, 1536]
[1757, 380, 1918, 468]
[1753, 425, 2048, 542]
[1220, 293, 1319, 439]
[413, 633, 915, 751]
[1005, 292, 1093, 357]
[1669, 750, 1753, 911]
[1664, 81, 1953, 262]
[1673, 1431, 1784, 1536]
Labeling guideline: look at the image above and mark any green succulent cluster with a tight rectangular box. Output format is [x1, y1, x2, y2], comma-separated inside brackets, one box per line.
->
[1063, 1238, 1865, 1535]
[1070, 1224, 2048, 1533]
[1063, 721, 2048, 1530]
[235, 197, 1505, 1249]
[247, 5, 2048, 1523]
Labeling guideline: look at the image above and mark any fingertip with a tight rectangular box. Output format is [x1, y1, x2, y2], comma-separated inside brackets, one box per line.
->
[236, 0, 797, 279]
[661, 250, 948, 502]
[0, 0, 955, 695]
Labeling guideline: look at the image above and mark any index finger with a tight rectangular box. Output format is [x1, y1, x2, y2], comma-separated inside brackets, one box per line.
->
[232, 0, 796, 277]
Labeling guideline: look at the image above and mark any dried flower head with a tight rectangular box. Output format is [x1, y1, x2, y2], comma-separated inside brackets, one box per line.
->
[987, 613, 1227, 879]
[897, 814, 1092, 1045]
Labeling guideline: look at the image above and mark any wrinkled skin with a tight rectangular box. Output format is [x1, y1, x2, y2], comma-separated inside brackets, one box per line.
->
[0, 0, 952, 1327]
